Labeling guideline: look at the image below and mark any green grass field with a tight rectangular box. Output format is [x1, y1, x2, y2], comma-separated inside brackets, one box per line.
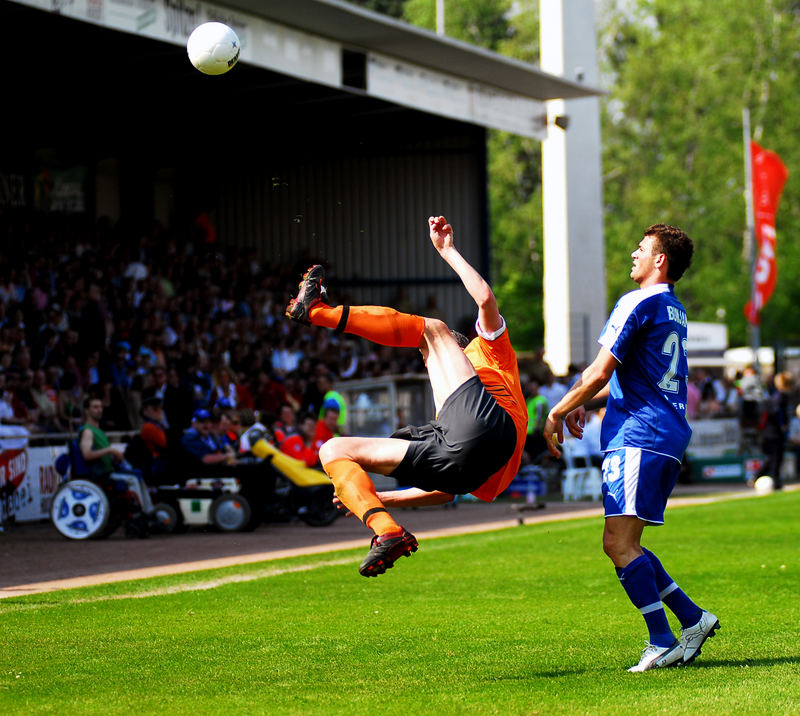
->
[2, 491, 798, 715]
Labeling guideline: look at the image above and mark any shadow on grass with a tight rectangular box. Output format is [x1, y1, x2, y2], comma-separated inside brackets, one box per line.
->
[690, 656, 800, 668]
[500, 655, 800, 679]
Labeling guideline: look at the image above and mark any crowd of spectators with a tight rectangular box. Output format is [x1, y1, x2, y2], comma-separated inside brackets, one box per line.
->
[3, 211, 799, 490]
[0, 212, 426, 438]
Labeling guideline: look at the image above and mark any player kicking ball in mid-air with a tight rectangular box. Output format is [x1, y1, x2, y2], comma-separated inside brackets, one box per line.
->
[286, 216, 527, 577]
[544, 224, 719, 672]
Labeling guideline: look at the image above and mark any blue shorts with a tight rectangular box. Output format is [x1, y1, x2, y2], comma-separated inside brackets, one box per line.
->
[601, 448, 680, 525]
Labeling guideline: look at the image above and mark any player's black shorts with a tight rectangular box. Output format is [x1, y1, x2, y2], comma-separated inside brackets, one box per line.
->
[389, 375, 517, 495]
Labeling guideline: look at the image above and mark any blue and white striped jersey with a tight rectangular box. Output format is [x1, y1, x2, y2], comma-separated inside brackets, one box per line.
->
[597, 283, 692, 462]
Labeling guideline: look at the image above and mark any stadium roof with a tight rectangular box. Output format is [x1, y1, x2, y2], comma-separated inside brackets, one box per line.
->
[227, 0, 603, 101]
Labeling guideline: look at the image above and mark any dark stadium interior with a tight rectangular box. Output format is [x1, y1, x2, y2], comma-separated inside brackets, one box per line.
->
[2, 1, 467, 161]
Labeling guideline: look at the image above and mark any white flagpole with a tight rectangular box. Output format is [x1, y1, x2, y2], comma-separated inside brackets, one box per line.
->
[743, 107, 759, 371]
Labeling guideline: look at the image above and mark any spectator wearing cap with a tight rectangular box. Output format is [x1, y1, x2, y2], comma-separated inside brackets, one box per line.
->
[181, 408, 233, 466]
[110, 343, 133, 394]
[316, 374, 347, 431]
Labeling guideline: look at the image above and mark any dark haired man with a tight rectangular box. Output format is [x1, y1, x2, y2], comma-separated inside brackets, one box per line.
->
[286, 216, 527, 578]
[79, 396, 154, 516]
[79, 397, 125, 478]
[544, 224, 719, 672]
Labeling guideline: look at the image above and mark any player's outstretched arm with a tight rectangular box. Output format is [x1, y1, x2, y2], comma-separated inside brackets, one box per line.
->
[428, 215, 502, 334]
[543, 348, 618, 458]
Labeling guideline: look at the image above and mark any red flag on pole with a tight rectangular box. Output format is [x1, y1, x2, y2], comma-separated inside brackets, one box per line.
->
[744, 141, 789, 325]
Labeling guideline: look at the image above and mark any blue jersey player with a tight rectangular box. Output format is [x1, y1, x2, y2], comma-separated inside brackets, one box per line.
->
[544, 224, 719, 672]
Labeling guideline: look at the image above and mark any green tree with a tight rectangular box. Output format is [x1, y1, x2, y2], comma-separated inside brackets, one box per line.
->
[403, 0, 512, 50]
[349, 0, 800, 354]
[598, 0, 800, 347]
[401, 1, 547, 349]
[486, 3, 545, 351]
[345, 0, 407, 18]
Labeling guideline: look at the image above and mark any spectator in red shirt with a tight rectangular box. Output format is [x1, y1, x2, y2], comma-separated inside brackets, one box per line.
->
[124, 394, 169, 485]
[235, 371, 255, 411]
[280, 412, 320, 467]
[313, 400, 341, 449]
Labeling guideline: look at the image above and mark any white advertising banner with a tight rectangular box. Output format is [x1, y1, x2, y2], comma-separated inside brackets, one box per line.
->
[686, 321, 728, 353]
[1, 437, 132, 523]
[686, 418, 740, 458]
[0, 437, 65, 523]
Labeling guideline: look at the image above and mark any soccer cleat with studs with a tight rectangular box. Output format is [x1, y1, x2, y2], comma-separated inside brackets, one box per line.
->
[627, 640, 684, 672]
[285, 264, 334, 325]
[680, 610, 720, 665]
[359, 529, 418, 577]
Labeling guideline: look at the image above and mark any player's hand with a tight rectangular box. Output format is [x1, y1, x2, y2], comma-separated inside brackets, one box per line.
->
[110, 448, 125, 462]
[428, 215, 454, 252]
[332, 495, 353, 517]
[565, 406, 586, 439]
[543, 412, 564, 459]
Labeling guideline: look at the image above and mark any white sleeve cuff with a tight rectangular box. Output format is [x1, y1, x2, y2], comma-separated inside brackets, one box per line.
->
[475, 315, 507, 341]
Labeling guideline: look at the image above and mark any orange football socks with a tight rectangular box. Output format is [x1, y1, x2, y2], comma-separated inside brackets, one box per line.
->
[308, 304, 424, 348]
[324, 458, 401, 536]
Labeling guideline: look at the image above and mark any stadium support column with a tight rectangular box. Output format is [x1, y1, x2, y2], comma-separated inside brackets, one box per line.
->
[539, 0, 606, 375]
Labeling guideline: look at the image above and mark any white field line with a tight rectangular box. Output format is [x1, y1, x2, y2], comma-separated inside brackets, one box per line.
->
[0, 486, 788, 602]
[0, 558, 355, 612]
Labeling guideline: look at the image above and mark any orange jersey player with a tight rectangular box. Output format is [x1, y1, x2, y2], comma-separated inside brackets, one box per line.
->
[286, 215, 526, 578]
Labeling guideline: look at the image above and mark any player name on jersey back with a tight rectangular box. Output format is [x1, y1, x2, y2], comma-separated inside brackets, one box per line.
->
[666, 305, 687, 327]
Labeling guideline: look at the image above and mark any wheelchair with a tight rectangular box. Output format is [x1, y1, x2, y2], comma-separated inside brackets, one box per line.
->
[50, 441, 154, 540]
[50, 437, 339, 538]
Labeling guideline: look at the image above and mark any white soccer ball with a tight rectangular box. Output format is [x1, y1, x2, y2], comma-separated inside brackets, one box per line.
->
[754, 475, 775, 495]
[187, 22, 241, 76]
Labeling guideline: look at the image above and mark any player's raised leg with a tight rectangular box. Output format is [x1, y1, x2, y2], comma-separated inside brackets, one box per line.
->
[286, 264, 476, 410]
[319, 436, 417, 577]
[286, 264, 425, 347]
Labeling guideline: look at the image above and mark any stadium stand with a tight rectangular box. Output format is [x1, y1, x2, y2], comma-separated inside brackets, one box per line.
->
[0, 212, 426, 436]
